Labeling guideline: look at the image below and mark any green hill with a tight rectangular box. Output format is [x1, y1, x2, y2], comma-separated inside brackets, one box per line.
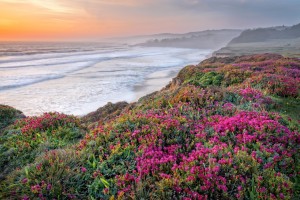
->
[214, 23, 300, 57]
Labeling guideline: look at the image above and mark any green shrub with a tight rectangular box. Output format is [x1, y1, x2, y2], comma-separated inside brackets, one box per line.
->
[186, 71, 224, 87]
[0, 105, 24, 131]
[0, 113, 85, 181]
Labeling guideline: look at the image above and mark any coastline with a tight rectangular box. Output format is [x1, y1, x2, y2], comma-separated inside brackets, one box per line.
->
[0, 46, 211, 116]
[132, 67, 180, 101]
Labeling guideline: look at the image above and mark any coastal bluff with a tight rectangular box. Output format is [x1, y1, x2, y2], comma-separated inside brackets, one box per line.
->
[1, 53, 299, 199]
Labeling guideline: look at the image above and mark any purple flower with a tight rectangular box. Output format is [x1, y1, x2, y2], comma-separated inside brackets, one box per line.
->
[21, 178, 28, 184]
[81, 167, 87, 173]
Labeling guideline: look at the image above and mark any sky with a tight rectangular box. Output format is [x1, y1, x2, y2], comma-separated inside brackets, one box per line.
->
[0, 0, 300, 41]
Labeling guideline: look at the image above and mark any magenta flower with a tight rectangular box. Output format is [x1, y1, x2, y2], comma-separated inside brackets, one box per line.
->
[21, 178, 28, 184]
[47, 183, 52, 190]
[81, 167, 87, 173]
[22, 195, 30, 200]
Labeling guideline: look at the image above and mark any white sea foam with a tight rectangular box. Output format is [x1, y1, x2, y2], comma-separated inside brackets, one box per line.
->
[0, 42, 212, 116]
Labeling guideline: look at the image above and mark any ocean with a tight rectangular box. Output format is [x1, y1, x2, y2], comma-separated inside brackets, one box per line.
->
[0, 42, 212, 116]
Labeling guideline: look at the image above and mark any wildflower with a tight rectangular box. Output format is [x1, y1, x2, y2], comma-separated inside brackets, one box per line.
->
[21, 178, 28, 184]
[159, 173, 171, 179]
[103, 188, 109, 195]
[31, 184, 41, 193]
[279, 193, 284, 199]
[212, 165, 220, 173]
[81, 167, 87, 173]
[22, 195, 30, 200]
[186, 175, 195, 182]
[47, 183, 52, 190]
[237, 186, 242, 191]
[36, 163, 42, 171]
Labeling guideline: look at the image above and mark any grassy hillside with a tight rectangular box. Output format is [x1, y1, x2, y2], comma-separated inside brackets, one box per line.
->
[229, 24, 300, 44]
[214, 23, 300, 57]
[214, 38, 300, 58]
[0, 54, 299, 199]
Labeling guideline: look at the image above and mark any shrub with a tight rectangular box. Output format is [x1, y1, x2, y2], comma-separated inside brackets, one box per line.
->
[0, 113, 84, 180]
[187, 72, 224, 87]
[0, 105, 24, 131]
[1, 149, 87, 199]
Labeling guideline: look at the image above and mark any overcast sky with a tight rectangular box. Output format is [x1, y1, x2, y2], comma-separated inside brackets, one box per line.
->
[1, 0, 300, 40]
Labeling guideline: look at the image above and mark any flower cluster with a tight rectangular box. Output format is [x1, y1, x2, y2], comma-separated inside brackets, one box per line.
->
[14, 112, 80, 134]
[239, 87, 263, 101]
[113, 109, 299, 199]
[0, 112, 84, 184]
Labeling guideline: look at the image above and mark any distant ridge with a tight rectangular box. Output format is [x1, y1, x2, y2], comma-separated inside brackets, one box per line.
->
[135, 29, 242, 50]
[110, 29, 242, 41]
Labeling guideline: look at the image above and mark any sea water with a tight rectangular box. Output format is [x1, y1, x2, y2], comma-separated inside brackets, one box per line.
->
[0, 42, 211, 116]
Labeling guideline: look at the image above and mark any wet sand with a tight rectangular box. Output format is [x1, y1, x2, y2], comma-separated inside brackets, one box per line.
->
[133, 68, 179, 101]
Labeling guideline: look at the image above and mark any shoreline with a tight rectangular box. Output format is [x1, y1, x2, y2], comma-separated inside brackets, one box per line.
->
[131, 51, 213, 103]
[132, 68, 179, 102]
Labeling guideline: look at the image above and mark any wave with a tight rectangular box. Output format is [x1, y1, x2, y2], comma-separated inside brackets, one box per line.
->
[0, 57, 174, 91]
[0, 48, 168, 69]
[0, 47, 197, 91]
[0, 74, 64, 91]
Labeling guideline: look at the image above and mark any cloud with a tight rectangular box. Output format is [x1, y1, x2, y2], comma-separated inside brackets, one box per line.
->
[1, 0, 73, 13]
[60, 0, 300, 33]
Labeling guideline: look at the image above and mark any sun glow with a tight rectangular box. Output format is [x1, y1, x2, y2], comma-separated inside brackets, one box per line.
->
[0, 0, 113, 41]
